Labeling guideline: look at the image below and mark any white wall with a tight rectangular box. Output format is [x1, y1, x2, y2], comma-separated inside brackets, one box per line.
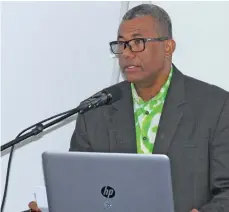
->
[1, 2, 122, 211]
[150, 1, 229, 91]
[1, 1, 229, 211]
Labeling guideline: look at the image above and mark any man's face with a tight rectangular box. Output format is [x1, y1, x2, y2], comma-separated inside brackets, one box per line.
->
[117, 15, 173, 85]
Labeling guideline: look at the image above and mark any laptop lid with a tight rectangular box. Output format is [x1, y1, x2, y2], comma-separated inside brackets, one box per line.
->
[42, 151, 174, 212]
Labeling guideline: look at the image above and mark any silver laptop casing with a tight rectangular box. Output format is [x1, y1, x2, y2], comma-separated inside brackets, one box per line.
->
[42, 151, 174, 212]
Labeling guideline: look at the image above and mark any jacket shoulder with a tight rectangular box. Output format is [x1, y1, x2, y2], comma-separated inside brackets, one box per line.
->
[183, 74, 229, 101]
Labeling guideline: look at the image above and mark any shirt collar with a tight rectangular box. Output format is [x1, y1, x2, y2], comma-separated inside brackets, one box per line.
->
[131, 66, 173, 105]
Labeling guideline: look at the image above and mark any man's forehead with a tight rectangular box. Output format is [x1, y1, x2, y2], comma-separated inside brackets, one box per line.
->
[117, 31, 144, 40]
[118, 16, 157, 38]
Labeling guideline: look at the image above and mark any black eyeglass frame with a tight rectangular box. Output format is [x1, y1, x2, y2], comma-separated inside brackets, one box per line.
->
[109, 37, 170, 54]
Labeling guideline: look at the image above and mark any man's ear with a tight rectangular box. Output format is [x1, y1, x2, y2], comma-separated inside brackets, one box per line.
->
[165, 39, 176, 57]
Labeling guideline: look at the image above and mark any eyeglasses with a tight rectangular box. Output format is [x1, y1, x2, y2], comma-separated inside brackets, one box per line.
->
[109, 37, 169, 54]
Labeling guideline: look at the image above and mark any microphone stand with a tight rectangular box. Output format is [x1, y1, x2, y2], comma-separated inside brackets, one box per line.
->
[1, 88, 114, 152]
[1, 107, 80, 152]
[1, 89, 115, 212]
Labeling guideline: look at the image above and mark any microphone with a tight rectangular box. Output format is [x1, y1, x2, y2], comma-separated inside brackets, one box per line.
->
[1, 84, 122, 151]
[78, 84, 121, 113]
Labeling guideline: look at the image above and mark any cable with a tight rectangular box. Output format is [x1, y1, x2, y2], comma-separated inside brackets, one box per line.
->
[1, 145, 15, 212]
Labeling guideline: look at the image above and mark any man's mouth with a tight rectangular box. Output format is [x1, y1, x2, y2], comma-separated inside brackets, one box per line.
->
[124, 65, 141, 72]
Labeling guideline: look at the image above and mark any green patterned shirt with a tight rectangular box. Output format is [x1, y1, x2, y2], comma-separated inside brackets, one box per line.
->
[131, 68, 173, 154]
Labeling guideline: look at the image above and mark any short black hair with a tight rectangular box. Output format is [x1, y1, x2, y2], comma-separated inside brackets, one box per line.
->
[122, 4, 173, 38]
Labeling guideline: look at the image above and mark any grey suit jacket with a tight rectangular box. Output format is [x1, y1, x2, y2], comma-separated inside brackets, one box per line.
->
[70, 65, 229, 212]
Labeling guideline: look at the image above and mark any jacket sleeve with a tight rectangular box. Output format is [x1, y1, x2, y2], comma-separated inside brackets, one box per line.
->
[69, 113, 93, 152]
[200, 97, 229, 212]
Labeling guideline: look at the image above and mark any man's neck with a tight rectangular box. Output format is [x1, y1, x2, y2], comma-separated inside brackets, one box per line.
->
[134, 67, 171, 102]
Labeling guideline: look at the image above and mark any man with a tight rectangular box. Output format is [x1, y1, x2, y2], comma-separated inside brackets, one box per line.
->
[29, 3, 229, 212]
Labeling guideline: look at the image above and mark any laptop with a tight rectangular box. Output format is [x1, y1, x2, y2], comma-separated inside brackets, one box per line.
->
[42, 151, 174, 212]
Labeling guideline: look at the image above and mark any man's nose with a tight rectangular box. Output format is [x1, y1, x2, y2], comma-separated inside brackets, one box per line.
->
[122, 45, 136, 59]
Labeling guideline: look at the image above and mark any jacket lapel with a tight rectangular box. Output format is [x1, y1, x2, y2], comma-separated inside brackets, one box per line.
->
[104, 81, 137, 153]
[153, 65, 188, 154]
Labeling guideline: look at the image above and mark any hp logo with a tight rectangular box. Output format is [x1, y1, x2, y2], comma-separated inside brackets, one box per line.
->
[101, 186, 115, 198]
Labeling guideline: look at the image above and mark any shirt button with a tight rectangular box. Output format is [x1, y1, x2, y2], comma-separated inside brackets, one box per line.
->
[143, 136, 147, 140]
[145, 111, 149, 115]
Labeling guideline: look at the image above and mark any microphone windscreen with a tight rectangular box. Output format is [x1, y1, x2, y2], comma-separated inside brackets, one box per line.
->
[102, 85, 122, 104]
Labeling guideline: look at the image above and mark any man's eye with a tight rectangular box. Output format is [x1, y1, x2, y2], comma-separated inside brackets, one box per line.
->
[118, 42, 125, 46]
[134, 39, 142, 44]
